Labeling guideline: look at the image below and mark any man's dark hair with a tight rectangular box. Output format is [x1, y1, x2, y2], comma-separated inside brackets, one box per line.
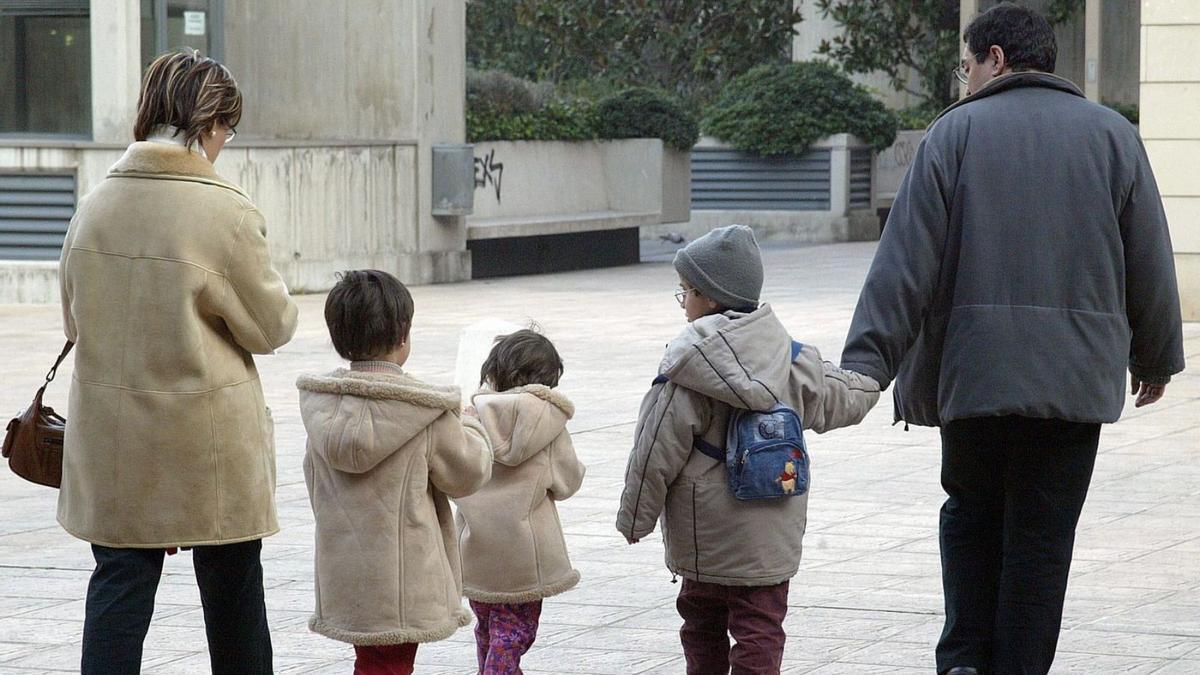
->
[964, 2, 1057, 74]
[480, 329, 564, 391]
[324, 270, 414, 361]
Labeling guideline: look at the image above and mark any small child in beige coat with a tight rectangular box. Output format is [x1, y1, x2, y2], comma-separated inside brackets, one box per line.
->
[454, 330, 586, 673]
[297, 270, 493, 674]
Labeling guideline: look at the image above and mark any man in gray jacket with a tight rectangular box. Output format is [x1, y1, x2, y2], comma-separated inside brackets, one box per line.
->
[840, 4, 1185, 675]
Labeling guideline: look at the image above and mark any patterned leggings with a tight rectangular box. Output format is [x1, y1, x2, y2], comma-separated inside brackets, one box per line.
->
[470, 599, 543, 674]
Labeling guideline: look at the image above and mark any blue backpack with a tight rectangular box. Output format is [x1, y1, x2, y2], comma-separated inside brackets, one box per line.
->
[696, 403, 809, 501]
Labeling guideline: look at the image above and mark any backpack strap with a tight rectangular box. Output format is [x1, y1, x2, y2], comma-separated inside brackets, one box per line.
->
[693, 437, 724, 462]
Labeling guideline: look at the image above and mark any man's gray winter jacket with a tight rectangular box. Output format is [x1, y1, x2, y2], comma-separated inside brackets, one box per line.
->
[842, 72, 1185, 426]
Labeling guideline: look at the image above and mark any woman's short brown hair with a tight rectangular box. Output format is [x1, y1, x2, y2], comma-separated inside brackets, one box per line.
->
[134, 50, 243, 148]
[480, 329, 564, 392]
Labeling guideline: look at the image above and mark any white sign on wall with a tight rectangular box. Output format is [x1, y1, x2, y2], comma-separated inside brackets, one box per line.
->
[184, 11, 206, 36]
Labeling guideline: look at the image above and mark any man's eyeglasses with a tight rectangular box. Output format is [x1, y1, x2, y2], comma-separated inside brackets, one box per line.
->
[953, 66, 969, 85]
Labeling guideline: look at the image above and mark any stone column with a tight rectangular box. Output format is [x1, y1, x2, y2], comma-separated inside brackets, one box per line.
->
[90, 0, 140, 143]
[1084, 0, 1102, 100]
[959, 0, 981, 100]
[1140, 1, 1200, 320]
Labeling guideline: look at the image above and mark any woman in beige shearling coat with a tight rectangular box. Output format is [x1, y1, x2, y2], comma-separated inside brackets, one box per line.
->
[59, 51, 296, 674]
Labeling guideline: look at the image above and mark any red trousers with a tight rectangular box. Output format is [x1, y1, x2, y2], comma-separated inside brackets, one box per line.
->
[676, 578, 790, 675]
[353, 643, 417, 675]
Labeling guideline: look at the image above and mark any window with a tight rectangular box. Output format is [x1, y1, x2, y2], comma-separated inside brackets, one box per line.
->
[141, 0, 224, 67]
[0, 1, 91, 136]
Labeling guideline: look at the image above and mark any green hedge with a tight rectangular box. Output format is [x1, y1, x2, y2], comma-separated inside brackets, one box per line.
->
[594, 88, 699, 151]
[468, 100, 598, 143]
[703, 62, 899, 156]
[467, 71, 699, 149]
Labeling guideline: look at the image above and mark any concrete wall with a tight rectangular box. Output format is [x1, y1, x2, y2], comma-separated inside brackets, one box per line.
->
[0, 140, 462, 301]
[469, 139, 688, 224]
[971, 0, 1139, 105]
[792, 0, 924, 110]
[90, 0, 139, 143]
[1140, 0, 1200, 321]
[874, 129, 926, 207]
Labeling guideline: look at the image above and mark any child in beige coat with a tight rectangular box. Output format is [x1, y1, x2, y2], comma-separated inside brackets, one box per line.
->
[454, 330, 586, 673]
[298, 270, 493, 674]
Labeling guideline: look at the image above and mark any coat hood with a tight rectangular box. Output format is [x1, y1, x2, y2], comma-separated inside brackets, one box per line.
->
[109, 141, 249, 198]
[471, 385, 573, 467]
[297, 369, 467, 474]
[660, 304, 794, 412]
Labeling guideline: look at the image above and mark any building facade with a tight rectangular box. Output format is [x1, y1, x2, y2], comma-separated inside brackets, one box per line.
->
[0, 0, 470, 302]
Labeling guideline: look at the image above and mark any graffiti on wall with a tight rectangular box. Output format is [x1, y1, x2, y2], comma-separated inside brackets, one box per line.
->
[474, 149, 503, 202]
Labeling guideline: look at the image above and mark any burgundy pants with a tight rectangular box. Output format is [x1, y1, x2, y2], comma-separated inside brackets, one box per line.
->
[353, 643, 417, 675]
[677, 578, 790, 675]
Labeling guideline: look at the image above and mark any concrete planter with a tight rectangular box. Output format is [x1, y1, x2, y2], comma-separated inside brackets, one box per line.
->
[874, 129, 927, 208]
[466, 138, 690, 277]
[653, 134, 879, 245]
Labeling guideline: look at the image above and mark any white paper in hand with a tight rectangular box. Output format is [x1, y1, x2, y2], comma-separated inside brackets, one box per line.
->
[454, 319, 523, 405]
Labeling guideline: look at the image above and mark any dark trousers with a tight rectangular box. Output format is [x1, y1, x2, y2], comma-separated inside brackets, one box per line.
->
[677, 578, 789, 675]
[937, 416, 1100, 675]
[81, 539, 272, 675]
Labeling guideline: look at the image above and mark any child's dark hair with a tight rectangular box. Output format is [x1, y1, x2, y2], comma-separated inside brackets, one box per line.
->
[324, 270, 414, 361]
[480, 329, 563, 391]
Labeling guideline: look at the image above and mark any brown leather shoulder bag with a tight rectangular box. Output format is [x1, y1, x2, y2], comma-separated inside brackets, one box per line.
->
[2, 341, 73, 488]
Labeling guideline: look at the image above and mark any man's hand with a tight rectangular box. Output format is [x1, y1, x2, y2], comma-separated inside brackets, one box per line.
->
[1131, 376, 1167, 408]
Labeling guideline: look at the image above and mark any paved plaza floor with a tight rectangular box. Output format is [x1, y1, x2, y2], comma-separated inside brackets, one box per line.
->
[0, 241, 1197, 674]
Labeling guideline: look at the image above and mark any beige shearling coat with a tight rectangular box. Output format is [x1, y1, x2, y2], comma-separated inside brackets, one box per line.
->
[57, 142, 298, 548]
[298, 366, 493, 645]
[454, 385, 585, 603]
[616, 305, 880, 586]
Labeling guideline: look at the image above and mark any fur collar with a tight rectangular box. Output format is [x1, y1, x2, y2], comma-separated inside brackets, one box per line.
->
[473, 384, 574, 419]
[108, 142, 248, 198]
[297, 369, 462, 411]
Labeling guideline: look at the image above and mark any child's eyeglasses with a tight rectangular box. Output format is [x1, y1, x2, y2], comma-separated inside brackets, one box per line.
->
[674, 287, 695, 307]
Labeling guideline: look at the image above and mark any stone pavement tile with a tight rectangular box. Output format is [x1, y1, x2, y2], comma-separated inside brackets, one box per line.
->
[1049, 651, 1169, 673]
[835, 638, 936, 670]
[1, 643, 189, 671]
[1056, 628, 1199, 660]
[551, 625, 681, 656]
[540, 601, 659, 629]
[517, 643, 678, 674]
[802, 662, 921, 674]
[1147, 658, 1200, 675]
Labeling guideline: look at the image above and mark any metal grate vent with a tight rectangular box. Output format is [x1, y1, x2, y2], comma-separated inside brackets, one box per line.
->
[850, 148, 872, 209]
[691, 147, 832, 211]
[0, 173, 76, 260]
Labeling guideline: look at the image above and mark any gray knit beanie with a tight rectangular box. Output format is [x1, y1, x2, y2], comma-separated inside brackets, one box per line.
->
[673, 225, 763, 310]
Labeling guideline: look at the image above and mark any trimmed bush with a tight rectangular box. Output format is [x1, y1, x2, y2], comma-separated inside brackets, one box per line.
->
[703, 62, 899, 156]
[896, 103, 942, 130]
[468, 99, 598, 143]
[594, 88, 700, 151]
[466, 68, 553, 115]
[1105, 101, 1138, 126]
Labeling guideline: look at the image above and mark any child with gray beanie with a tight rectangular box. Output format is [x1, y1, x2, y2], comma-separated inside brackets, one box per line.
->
[617, 225, 880, 674]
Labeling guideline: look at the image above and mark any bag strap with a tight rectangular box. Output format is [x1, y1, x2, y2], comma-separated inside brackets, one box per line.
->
[45, 341, 74, 384]
[693, 437, 725, 462]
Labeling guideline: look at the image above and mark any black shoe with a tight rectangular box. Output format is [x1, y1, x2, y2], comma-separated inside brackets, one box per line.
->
[944, 668, 979, 675]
